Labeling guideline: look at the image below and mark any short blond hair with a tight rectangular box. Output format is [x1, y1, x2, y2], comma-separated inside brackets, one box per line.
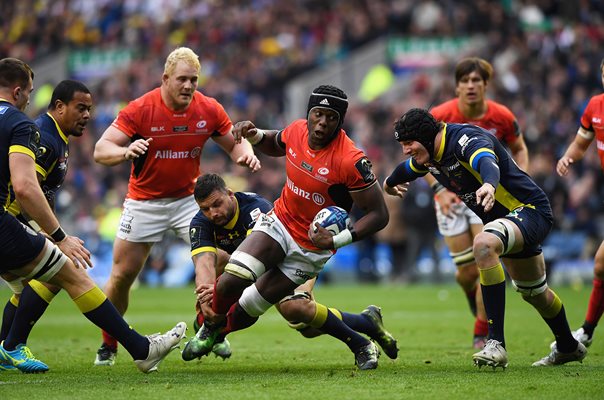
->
[164, 47, 200, 76]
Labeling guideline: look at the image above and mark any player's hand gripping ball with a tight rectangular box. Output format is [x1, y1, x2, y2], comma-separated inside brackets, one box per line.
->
[312, 206, 350, 235]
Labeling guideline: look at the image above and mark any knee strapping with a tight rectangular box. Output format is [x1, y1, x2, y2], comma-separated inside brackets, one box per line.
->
[25, 241, 67, 283]
[224, 250, 266, 282]
[483, 219, 517, 255]
[5, 278, 25, 295]
[450, 247, 474, 267]
[239, 284, 272, 317]
[512, 275, 548, 297]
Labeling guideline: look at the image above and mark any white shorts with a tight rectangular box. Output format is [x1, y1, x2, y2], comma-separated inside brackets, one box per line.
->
[252, 212, 332, 285]
[116, 195, 198, 243]
[435, 201, 482, 237]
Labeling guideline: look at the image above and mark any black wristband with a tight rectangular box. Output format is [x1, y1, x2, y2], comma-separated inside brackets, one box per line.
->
[430, 181, 446, 194]
[50, 226, 67, 242]
[350, 227, 358, 242]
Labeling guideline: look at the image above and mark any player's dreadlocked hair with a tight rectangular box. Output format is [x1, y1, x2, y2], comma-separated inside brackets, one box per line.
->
[394, 108, 442, 158]
[307, 85, 348, 136]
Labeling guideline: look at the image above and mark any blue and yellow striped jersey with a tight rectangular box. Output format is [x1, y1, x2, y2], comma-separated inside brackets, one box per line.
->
[189, 192, 273, 257]
[390, 123, 550, 223]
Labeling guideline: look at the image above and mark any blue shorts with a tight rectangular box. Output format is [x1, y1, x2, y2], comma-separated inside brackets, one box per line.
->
[503, 205, 553, 259]
[0, 212, 45, 271]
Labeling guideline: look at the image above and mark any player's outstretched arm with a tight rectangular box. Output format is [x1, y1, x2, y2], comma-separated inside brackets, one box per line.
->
[232, 120, 285, 157]
[213, 126, 261, 171]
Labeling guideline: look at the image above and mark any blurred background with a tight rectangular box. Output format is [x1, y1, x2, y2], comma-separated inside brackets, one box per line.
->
[2, 0, 603, 288]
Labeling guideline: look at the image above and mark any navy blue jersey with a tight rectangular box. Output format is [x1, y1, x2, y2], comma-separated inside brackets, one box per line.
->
[6, 113, 68, 215]
[34, 113, 69, 207]
[388, 123, 550, 224]
[189, 192, 273, 256]
[0, 100, 41, 212]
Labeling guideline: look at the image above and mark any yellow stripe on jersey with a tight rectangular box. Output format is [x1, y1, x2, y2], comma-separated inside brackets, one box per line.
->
[9, 294, 19, 307]
[191, 246, 217, 257]
[73, 286, 107, 313]
[433, 123, 447, 162]
[460, 160, 527, 212]
[468, 148, 497, 168]
[9, 145, 35, 159]
[35, 163, 48, 179]
[224, 197, 240, 230]
[409, 159, 428, 174]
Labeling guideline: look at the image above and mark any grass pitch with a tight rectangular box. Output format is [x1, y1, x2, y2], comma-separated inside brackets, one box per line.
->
[0, 283, 602, 400]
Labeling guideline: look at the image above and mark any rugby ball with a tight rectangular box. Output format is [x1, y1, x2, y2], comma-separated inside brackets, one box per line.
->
[312, 206, 350, 235]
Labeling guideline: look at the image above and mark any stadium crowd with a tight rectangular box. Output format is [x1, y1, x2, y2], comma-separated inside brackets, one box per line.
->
[1, 0, 603, 284]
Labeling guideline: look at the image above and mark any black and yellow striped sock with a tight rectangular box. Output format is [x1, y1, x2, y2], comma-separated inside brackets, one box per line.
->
[3, 284, 56, 349]
[479, 263, 506, 346]
[74, 287, 148, 360]
[310, 303, 368, 351]
[540, 291, 575, 352]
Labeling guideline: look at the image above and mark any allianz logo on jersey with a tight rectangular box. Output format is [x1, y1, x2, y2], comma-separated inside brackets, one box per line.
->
[286, 177, 326, 205]
[154, 147, 202, 159]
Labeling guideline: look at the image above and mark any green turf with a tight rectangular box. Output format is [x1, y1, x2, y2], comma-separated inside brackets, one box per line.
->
[0, 283, 602, 400]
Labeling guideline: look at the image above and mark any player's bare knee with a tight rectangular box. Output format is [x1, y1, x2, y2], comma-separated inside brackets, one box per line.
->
[594, 260, 604, 279]
[472, 234, 500, 262]
[278, 298, 313, 323]
[455, 265, 478, 287]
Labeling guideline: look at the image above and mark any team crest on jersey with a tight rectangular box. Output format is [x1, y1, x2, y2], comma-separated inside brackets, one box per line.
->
[196, 120, 207, 129]
[508, 208, 524, 221]
[318, 167, 329, 175]
[354, 158, 375, 183]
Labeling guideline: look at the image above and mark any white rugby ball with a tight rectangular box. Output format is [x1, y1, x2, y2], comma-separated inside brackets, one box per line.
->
[312, 206, 350, 235]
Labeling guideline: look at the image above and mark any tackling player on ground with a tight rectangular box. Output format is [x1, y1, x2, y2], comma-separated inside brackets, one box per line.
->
[181, 173, 397, 364]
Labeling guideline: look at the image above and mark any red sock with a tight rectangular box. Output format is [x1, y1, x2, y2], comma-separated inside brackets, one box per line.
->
[102, 330, 118, 350]
[585, 278, 604, 326]
[196, 312, 204, 327]
[223, 302, 258, 335]
[211, 277, 243, 315]
[474, 317, 488, 337]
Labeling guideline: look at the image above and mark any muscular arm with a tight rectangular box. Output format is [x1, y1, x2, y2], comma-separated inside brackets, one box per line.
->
[10, 153, 60, 234]
[94, 125, 152, 166]
[349, 183, 389, 240]
[508, 135, 529, 170]
[213, 127, 262, 171]
[232, 120, 286, 157]
[193, 251, 218, 288]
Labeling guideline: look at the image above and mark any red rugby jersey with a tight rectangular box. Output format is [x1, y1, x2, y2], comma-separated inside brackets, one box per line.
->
[111, 88, 232, 200]
[580, 93, 604, 170]
[431, 98, 520, 145]
[273, 119, 376, 250]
